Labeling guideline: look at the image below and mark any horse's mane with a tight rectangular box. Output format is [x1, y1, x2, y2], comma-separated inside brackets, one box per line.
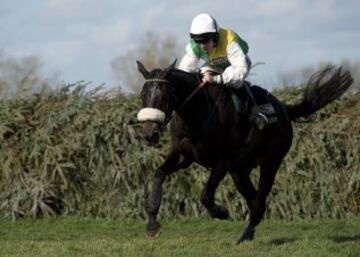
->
[168, 69, 200, 88]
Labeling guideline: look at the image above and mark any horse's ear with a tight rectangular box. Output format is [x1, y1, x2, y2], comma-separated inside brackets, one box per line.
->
[163, 59, 177, 77]
[136, 60, 149, 79]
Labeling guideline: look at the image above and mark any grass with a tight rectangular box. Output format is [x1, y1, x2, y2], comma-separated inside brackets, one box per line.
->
[0, 217, 359, 257]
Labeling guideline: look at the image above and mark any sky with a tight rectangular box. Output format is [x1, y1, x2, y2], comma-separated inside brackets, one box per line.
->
[1, 0, 360, 91]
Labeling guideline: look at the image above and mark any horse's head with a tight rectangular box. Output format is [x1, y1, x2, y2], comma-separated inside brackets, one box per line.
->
[136, 60, 177, 145]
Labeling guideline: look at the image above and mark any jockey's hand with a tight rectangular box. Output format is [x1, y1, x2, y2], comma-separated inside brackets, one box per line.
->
[202, 71, 214, 83]
[199, 71, 214, 87]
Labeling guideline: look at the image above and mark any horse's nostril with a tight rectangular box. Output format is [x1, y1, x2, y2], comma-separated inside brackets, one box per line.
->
[143, 130, 160, 144]
[150, 132, 160, 144]
[143, 122, 161, 144]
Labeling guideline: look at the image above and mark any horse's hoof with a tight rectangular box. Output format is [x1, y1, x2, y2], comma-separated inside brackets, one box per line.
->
[236, 224, 255, 244]
[147, 229, 161, 238]
[236, 234, 254, 245]
[211, 205, 231, 220]
[147, 222, 161, 238]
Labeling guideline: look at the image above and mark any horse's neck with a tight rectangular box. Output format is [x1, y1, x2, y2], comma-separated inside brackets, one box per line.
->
[174, 85, 224, 133]
[169, 70, 251, 135]
[174, 85, 250, 140]
[170, 70, 199, 97]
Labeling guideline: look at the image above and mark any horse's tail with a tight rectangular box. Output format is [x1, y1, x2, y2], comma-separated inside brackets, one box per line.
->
[285, 65, 353, 122]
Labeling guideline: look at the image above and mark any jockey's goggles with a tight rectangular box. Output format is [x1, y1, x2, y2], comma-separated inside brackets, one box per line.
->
[190, 32, 216, 44]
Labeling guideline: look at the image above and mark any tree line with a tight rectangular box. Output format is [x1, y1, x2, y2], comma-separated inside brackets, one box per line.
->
[1, 33, 359, 97]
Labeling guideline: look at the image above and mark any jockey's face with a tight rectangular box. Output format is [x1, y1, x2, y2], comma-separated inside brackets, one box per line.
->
[198, 39, 215, 53]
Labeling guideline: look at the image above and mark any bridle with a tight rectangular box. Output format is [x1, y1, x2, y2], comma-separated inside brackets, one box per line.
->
[138, 74, 225, 136]
[144, 78, 171, 84]
[136, 77, 172, 126]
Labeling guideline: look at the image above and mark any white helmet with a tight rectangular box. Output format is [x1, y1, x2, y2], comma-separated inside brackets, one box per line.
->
[190, 13, 218, 35]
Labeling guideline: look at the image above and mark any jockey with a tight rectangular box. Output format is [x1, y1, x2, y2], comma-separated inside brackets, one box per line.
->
[178, 13, 268, 130]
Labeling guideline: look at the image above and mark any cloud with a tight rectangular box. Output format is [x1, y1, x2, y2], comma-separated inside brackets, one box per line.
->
[1, 0, 359, 88]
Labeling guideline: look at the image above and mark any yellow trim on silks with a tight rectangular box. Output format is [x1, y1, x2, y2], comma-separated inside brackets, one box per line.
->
[208, 28, 248, 69]
[190, 27, 249, 71]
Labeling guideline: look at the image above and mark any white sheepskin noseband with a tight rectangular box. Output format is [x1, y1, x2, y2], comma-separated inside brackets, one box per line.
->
[137, 107, 166, 123]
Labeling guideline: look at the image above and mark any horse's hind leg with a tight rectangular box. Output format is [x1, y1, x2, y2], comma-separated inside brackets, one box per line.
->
[146, 151, 193, 237]
[229, 164, 257, 242]
[230, 164, 257, 212]
[237, 159, 282, 244]
[201, 165, 230, 219]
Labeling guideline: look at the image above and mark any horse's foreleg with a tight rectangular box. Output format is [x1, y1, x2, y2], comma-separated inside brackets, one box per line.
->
[237, 159, 281, 244]
[201, 166, 229, 219]
[146, 166, 167, 237]
[146, 151, 192, 237]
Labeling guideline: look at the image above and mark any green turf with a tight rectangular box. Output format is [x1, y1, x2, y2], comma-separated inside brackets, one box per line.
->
[0, 217, 359, 257]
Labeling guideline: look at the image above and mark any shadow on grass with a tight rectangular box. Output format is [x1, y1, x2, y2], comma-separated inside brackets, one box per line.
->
[329, 234, 360, 243]
[269, 237, 298, 245]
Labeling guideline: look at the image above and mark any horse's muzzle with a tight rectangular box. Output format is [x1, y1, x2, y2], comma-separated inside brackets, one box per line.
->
[142, 121, 161, 145]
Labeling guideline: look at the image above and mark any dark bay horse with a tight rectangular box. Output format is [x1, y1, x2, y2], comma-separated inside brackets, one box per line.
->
[136, 60, 353, 244]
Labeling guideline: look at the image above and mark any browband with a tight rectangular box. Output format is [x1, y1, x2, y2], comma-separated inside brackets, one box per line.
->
[145, 78, 170, 83]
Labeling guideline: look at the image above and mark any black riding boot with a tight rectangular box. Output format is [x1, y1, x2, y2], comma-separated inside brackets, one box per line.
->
[231, 81, 268, 130]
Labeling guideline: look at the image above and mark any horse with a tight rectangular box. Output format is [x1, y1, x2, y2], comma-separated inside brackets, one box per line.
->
[136, 60, 353, 244]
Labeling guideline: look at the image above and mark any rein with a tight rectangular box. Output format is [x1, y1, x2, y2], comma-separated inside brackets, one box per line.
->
[144, 74, 225, 138]
[188, 84, 225, 139]
[175, 84, 203, 113]
[173, 72, 203, 113]
[172, 75, 225, 138]
[169, 75, 226, 138]
[145, 74, 204, 122]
